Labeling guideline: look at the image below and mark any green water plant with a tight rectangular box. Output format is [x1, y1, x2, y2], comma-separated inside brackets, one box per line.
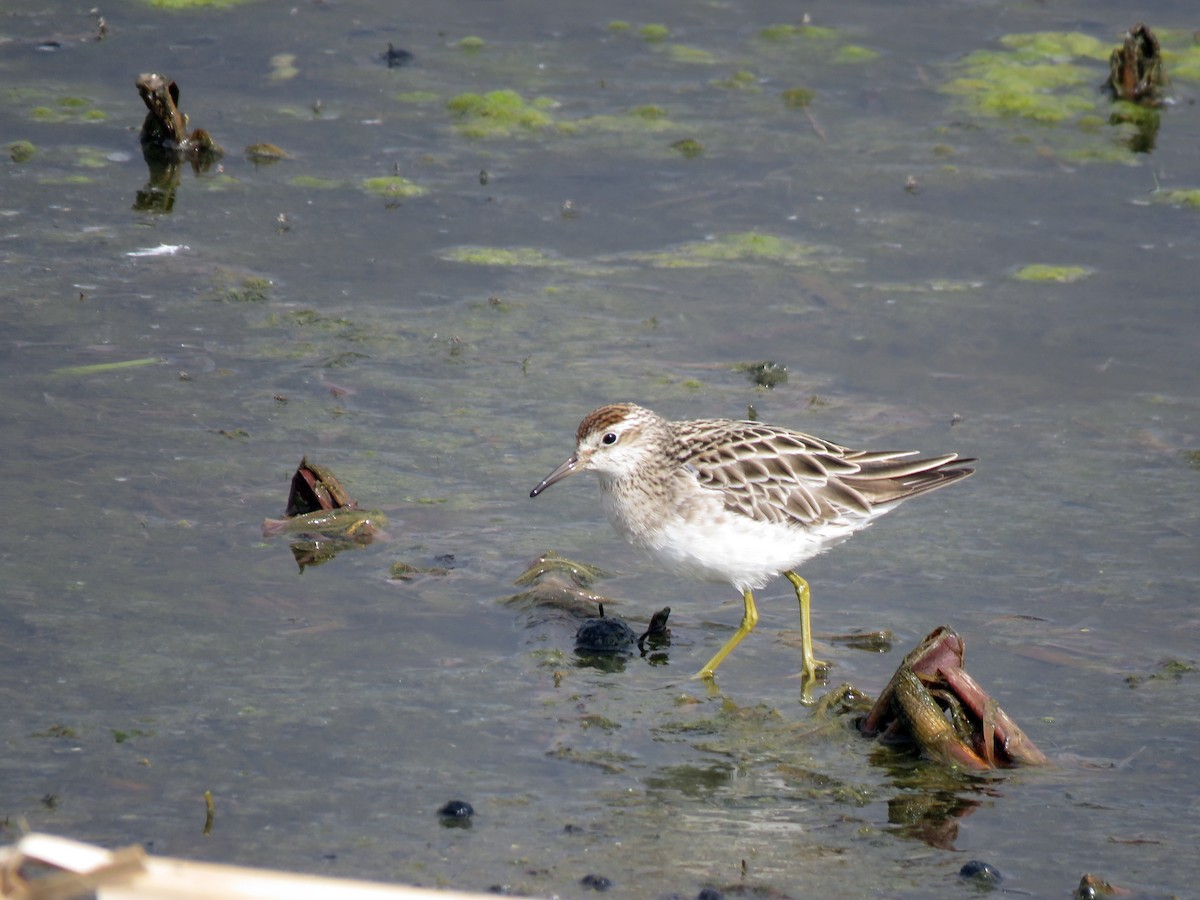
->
[662, 44, 718, 64]
[442, 246, 566, 267]
[362, 176, 426, 199]
[712, 70, 759, 91]
[447, 90, 554, 137]
[944, 32, 1109, 124]
[9, 140, 36, 162]
[759, 23, 837, 42]
[630, 231, 850, 271]
[54, 357, 162, 376]
[1012, 264, 1092, 283]
[670, 138, 704, 158]
[142, 0, 252, 7]
[290, 175, 341, 189]
[1153, 188, 1200, 207]
[28, 95, 108, 123]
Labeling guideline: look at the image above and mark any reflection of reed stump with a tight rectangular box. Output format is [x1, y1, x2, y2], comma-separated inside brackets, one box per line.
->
[134, 73, 224, 212]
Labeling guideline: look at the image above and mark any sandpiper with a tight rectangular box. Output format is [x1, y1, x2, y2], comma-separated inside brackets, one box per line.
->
[530, 403, 974, 685]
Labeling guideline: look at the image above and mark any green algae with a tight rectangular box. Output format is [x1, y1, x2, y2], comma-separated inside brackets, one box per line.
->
[111, 728, 152, 743]
[394, 91, 439, 104]
[210, 274, 272, 303]
[632, 105, 667, 120]
[1163, 42, 1200, 82]
[458, 36, 485, 50]
[1126, 658, 1199, 687]
[661, 44, 719, 64]
[759, 24, 838, 42]
[32, 725, 78, 739]
[835, 45, 879, 63]
[75, 147, 111, 168]
[630, 231, 850, 271]
[639, 24, 670, 43]
[1153, 188, 1200, 207]
[290, 175, 342, 189]
[575, 107, 677, 133]
[997, 32, 1109, 61]
[245, 143, 291, 163]
[736, 361, 788, 388]
[362, 176, 427, 199]
[142, 0, 252, 7]
[447, 90, 553, 138]
[39, 174, 95, 185]
[269, 53, 299, 81]
[54, 357, 163, 376]
[935, 28, 1190, 160]
[945, 58, 1094, 121]
[607, 21, 631, 33]
[756, 23, 877, 72]
[781, 87, 815, 109]
[390, 561, 451, 581]
[670, 138, 704, 158]
[686, 232, 819, 263]
[1012, 264, 1092, 283]
[712, 70, 759, 91]
[9, 140, 36, 163]
[28, 95, 107, 124]
[944, 32, 1111, 125]
[1109, 99, 1160, 129]
[201, 174, 242, 192]
[442, 246, 566, 267]
[1061, 143, 1143, 164]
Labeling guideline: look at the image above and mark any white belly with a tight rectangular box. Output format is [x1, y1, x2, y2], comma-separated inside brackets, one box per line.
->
[636, 507, 873, 592]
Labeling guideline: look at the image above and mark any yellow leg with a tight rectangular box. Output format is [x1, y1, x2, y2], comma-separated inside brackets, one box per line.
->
[784, 572, 830, 684]
[693, 588, 758, 680]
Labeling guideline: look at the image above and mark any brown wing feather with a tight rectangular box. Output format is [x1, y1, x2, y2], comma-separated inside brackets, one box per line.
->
[672, 418, 973, 528]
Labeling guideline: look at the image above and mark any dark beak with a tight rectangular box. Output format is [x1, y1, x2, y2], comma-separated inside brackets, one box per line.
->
[530, 454, 579, 498]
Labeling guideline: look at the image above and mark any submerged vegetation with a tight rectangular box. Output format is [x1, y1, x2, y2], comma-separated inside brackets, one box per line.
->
[361, 175, 427, 199]
[27, 95, 108, 123]
[941, 27, 1200, 159]
[1012, 264, 1093, 283]
[441, 232, 852, 275]
[944, 33, 1110, 124]
[447, 90, 555, 137]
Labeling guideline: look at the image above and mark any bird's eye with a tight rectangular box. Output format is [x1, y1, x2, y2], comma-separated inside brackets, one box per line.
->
[601, 432, 618, 445]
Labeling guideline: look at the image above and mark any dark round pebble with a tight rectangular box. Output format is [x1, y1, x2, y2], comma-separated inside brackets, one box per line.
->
[574, 616, 636, 652]
[437, 799, 474, 827]
[580, 873, 612, 891]
[697, 888, 724, 900]
[958, 859, 1003, 887]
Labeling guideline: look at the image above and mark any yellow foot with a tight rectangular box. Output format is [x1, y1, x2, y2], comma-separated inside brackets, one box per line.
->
[804, 658, 832, 681]
[797, 656, 831, 706]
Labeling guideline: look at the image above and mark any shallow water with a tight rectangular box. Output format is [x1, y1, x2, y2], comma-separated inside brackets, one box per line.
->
[3, 1, 1200, 897]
